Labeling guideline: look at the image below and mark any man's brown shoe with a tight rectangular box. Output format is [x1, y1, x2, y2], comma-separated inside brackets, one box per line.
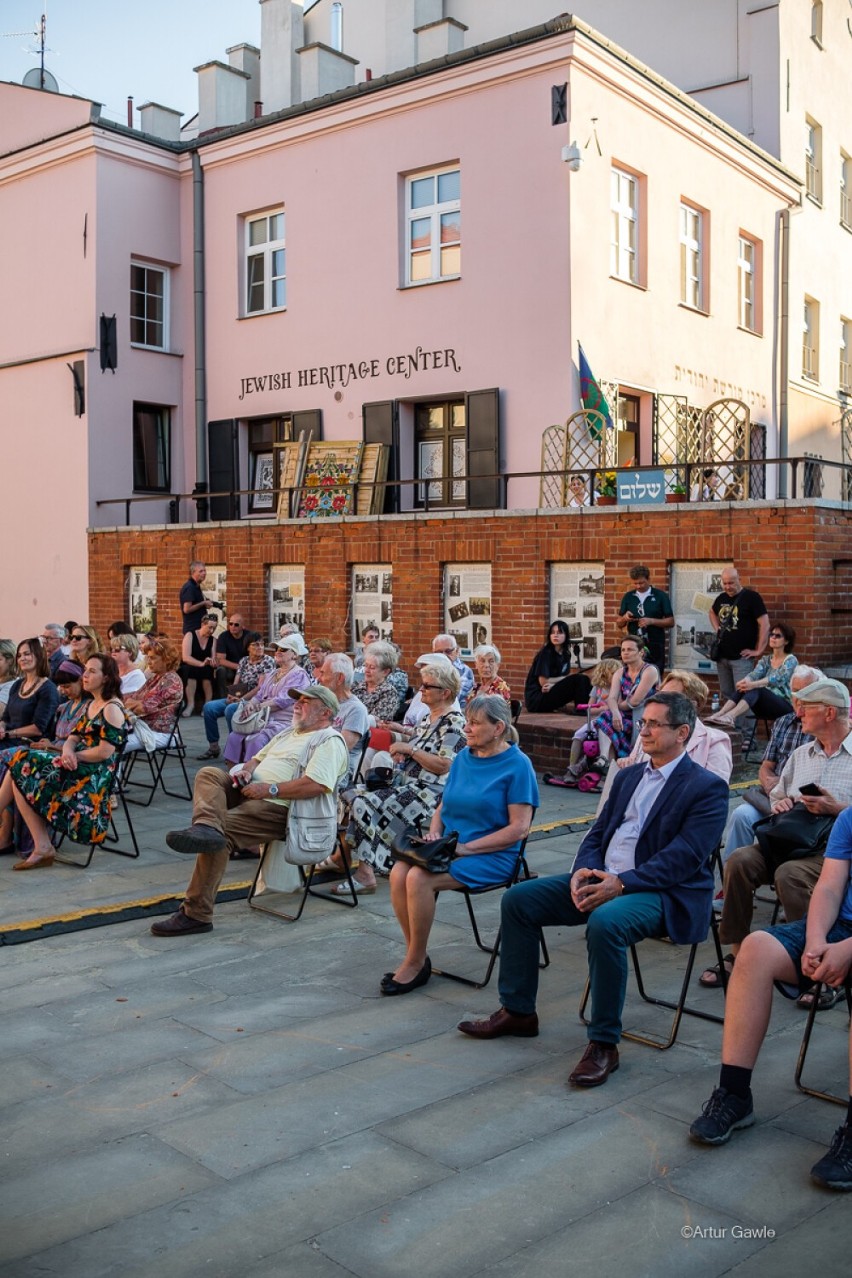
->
[568, 1041, 619, 1087]
[150, 909, 213, 936]
[457, 1007, 539, 1039]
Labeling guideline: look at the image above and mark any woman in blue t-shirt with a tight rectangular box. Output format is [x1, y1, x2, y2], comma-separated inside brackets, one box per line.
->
[382, 694, 539, 997]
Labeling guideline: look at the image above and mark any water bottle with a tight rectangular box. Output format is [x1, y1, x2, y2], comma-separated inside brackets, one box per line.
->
[711, 693, 720, 713]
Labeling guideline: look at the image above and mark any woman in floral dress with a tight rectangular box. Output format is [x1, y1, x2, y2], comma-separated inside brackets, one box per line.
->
[343, 664, 466, 888]
[0, 654, 127, 869]
[592, 636, 659, 760]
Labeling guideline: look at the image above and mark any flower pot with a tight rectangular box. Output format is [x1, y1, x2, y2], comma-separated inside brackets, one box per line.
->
[595, 495, 617, 506]
[666, 493, 686, 504]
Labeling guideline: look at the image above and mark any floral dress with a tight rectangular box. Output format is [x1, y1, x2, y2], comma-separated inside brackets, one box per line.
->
[472, 676, 512, 703]
[346, 709, 466, 873]
[3, 704, 127, 844]
[593, 663, 657, 759]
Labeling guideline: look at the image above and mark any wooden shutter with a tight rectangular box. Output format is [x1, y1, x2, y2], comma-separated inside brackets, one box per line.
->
[363, 400, 399, 513]
[207, 418, 239, 520]
[465, 388, 501, 509]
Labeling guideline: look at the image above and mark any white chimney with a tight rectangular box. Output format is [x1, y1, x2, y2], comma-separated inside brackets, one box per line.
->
[260, 0, 304, 113]
[227, 43, 261, 116]
[193, 60, 251, 133]
[138, 101, 182, 142]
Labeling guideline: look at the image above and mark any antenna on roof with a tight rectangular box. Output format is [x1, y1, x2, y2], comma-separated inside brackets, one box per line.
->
[4, 11, 57, 92]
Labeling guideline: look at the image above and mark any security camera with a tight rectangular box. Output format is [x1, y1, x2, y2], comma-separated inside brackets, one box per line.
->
[561, 143, 582, 171]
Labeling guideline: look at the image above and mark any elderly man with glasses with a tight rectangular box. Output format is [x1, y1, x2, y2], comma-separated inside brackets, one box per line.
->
[430, 634, 474, 708]
[457, 691, 728, 1087]
[39, 624, 68, 678]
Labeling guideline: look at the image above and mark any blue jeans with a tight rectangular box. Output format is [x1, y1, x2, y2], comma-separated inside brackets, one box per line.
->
[722, 801, 764, 863]
[498, 875, 665, 1044]
[202, 699, 238, 744]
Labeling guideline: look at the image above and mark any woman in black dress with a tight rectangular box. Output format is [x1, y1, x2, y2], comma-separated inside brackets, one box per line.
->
[523, 621, 591, 714]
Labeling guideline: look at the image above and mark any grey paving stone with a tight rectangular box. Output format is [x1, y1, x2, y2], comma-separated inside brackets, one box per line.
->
[0, 1055, 78, 1107]
[155, 1029, 544, 1179]
[725, 1194, 852, 1275]
[39, 974, 229, 1033]
[313, 1105, 709, 1278]
[478, 1181, 768, 1278]
[0, 1133, 217, 1267]
[0, 972, 108, 1015]
[171, 982, 360, 1040]
[0, 1059, 241, 1174]
[31, 1016, 224, 1083]
[2, 1132, 450, 1278]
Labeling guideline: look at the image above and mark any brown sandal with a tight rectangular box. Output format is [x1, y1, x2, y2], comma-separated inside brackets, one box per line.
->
[698, 953, 735, 989]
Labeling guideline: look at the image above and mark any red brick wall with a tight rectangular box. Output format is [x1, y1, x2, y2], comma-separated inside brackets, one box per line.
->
[89, 503, 846, 694]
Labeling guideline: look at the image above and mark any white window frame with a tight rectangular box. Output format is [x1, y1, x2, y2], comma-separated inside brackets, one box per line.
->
[679, 202, 705, 311]
[130, 261, 169, 350]
[245, 210, 286, 315]
[841, 153, 852, 230]
[610, 166, 639, 284]
[405, 166, 460, 287]
[737, 234, 760, 333]
[840, 317, 851, 391]
[805, 118, 822, 204]
[803, 296, 820, 381]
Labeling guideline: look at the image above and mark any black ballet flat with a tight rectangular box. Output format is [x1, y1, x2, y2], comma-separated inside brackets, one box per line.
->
[380, 956, 431, 996]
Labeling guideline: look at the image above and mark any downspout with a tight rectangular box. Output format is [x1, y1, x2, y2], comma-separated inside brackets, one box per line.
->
[777, 207, 790, 498]
[192, 150, 209, 519]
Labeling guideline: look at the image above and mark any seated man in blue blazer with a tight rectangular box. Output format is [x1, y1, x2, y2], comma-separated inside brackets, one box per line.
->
[458, 691, 729, 1086]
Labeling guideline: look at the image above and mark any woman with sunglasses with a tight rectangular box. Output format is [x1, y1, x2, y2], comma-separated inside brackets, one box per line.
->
[707, 622, 797, 728]
[110, 633, 147, 697]
[343, 663, 466, 892]
[67, 625, 104, 665]
[0, 654, 127, 869]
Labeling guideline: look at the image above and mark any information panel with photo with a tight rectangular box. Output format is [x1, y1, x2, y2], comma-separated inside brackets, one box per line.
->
[203, 565, 228, 636]
[444, 563, 492, 656]
[269, 565, 305, 637]
[352, 564, 393, 644]
[549, 563, 606, 665]
[671, 562, 728, 673]
[129, 566, 157, 634]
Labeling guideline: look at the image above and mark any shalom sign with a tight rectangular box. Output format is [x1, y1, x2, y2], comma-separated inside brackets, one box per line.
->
[238, 345, 462, 400]
[616, 469, 667, 505]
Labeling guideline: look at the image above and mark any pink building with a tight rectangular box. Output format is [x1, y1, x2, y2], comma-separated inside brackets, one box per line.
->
[0, 12, 801, 637]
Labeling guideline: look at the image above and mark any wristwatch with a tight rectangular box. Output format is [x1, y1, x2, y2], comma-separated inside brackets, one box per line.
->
[268, 783, 279, 798]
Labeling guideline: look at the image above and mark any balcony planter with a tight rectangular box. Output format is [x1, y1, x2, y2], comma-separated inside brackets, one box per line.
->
[596, 495, 617, 506]
[666, 493, 686, 503]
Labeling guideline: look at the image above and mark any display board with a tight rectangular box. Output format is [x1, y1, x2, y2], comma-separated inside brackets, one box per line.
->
[549, 563, 606, 665]
[269, 565, 306, 637]
[129, 566, 157, 633]
[352, 565, 393, 644]
[444, 563, 492, 657]
[670, 561, 728, 673]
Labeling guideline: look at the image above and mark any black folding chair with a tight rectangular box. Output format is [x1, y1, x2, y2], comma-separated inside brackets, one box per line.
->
[794, 975, 852, 1104]
[122, 702, 192, 806]
[53, 744, 141, 868]
[578, 912, 728, 1050]
[431, 821, 549, 989]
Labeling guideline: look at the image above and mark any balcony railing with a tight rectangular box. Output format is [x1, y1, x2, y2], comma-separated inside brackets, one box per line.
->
[94, 456, 852, 527]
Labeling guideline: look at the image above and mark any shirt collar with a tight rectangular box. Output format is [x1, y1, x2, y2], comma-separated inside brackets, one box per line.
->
[644, 753, 684, 783]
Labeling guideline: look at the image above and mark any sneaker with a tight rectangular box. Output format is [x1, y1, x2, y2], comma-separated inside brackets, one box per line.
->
[689, 1087, 755, 1145]
[150, 909, 212, 936]
[810, 1123, 852, 1191]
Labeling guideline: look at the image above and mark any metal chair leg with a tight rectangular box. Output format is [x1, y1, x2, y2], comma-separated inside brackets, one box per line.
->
[794, 978, 852, 1105]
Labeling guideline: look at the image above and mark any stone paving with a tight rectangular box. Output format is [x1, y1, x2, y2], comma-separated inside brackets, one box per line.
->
[0, 718, 849, 1276]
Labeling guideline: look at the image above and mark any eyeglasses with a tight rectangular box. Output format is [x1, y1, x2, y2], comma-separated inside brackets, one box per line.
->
[228, 621, 242, 627]
[636, 717, 678, 732]
[109, 645, 123, 652]
[420, 683, 443, 692]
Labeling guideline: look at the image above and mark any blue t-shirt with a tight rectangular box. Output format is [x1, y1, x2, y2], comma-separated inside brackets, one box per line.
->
[441, 744, 539, 889]
[824, 806, 852, 923]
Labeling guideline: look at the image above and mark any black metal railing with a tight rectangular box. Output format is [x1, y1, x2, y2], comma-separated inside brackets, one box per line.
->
[94, 456, 852, 527]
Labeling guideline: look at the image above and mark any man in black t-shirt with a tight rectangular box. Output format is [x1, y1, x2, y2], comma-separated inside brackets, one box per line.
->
[616, 565, 674, 674]
[213, 613, 251, 694]
[180, 561, 212, 634]
[708, 566, 769, 704]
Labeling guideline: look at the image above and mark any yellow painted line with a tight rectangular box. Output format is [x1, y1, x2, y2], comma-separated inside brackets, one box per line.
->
[1, 881, 254, 935]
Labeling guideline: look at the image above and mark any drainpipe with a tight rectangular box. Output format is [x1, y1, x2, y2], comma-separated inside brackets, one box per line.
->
[777, 207, 790, 498]
[192, 151, 209, 520]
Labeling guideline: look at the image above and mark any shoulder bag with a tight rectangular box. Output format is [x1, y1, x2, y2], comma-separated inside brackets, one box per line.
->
[284, 727, 346, 865]
[232, 700, 271, 736]
[754, 803, 835, 875]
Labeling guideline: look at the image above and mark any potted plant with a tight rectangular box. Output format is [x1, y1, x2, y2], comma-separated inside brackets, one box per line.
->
[666, 481, 687, 504]
[595, 471, 617, 505]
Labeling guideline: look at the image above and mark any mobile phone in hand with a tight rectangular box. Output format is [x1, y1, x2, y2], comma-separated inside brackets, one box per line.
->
[799, 782, 823, 796]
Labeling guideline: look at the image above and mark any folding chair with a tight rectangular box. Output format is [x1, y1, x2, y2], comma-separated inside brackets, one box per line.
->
[122, 703, 192, 806]
[510, 699, 522, 725]
[743, 717, 772, 762]
[53, 744, 142, 868]
[248, 842, 361, 921]
[431, 822, 550, 989]
[794, 975, 852, 1104]
[578, 912, 728, 1050]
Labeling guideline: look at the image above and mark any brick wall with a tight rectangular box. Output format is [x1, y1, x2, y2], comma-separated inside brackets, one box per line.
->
[89, 503, 849, 695]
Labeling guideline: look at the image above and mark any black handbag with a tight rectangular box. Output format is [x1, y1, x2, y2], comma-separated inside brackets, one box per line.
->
[754, 804, 835, 874]
[390, 825, 459, 873]
[709, 636, 722, 662]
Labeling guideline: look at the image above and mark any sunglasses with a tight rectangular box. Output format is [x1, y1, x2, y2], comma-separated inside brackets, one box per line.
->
[770, 632, 784, 638]
[420, 682, 443, 691]
[70, 634, 88, 641]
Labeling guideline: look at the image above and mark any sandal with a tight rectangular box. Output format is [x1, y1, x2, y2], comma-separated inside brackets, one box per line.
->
[313, 855, 346, 876]
[698, 953, 736, 988]
[796, 984, 842, 1012]
[331, 879, 375, 896]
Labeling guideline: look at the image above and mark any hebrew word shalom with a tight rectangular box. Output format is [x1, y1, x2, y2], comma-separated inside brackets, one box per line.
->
[616, 469, 667, 506]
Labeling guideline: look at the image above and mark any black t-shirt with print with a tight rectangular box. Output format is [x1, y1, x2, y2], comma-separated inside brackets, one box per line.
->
[711, 588, 767, 659]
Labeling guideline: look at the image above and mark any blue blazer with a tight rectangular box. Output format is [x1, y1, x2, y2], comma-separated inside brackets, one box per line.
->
[574, 754, 729, 944]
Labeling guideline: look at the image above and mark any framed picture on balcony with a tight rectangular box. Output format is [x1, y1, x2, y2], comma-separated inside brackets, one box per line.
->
[250, 451, 275, 512]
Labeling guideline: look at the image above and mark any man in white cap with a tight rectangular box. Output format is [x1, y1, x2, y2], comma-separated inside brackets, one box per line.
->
[708, 677, 852, 1004]
[153, 686, 347, 935]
